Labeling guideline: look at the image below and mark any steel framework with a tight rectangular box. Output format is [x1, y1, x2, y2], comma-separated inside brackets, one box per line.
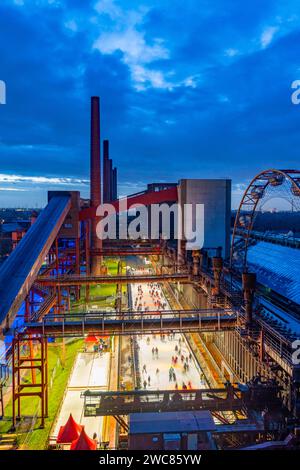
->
[82, 381, 282, 417]
[82, 386, 243, 416]
[12, 335, 48, 428]
[23, 308, 238, 337]
[230, 169, 300, 270]
[35, 272, 189, 287]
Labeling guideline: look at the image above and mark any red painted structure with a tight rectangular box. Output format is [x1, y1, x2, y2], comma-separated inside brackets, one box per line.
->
[90, 97, 102, 274]
[12, 335, 48, 428]
[79, 186, 178, 221]
[56, 414, 83, 444]
[70, 428, 97, 450]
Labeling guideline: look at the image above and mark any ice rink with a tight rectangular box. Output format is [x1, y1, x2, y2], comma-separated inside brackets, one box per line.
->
[53, 351, 110, 441]
[138, 333, 206, 390]
[131, 272, 206, 391]
[69, 352, 109, 388]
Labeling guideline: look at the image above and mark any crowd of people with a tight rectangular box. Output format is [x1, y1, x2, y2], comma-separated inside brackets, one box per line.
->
[134, 282, 168, 312]
[140, 333, 198, 391]
[133, 265, 205, 392]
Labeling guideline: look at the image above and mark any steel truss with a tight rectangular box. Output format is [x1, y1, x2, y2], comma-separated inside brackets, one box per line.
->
[230, 169, 300, 270]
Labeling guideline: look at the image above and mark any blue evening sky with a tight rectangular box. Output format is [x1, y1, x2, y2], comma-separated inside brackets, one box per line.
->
[0, 0, 300, 207]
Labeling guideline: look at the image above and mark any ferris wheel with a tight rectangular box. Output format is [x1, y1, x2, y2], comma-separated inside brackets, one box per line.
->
[230, 169, 300, 271]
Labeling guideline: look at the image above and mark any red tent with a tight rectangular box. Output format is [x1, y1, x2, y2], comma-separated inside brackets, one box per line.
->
[56, 414, 83, 444]
[70, 428, 97, 450]
[84, 335, 99, 343]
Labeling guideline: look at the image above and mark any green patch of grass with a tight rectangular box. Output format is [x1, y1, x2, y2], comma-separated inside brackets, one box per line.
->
[0, 339, 82, 450]
[104, 258, 119, 275]
[89, 284, 116, 297]
[68, 257, 126, 312]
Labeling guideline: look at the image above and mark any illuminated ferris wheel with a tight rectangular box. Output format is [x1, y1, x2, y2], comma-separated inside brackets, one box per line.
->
[230, 169, 300, 271]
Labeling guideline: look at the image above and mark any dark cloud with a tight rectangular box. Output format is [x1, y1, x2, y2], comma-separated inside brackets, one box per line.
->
[0, 0, 300, 207]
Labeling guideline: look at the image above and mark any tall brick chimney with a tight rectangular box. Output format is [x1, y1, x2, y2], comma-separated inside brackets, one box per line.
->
[90, 96, 102, 274]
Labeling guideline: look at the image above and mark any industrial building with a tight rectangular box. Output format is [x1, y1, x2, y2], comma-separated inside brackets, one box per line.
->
[0, 96, 299, 451]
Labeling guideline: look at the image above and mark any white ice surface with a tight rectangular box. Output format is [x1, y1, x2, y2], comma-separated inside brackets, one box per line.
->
[137, 334, 206, 390]
[53, 390, 103, 440]
[53, 351, 110, 440]
[131, 274, 206, 391]
[69, 352, 110, 388]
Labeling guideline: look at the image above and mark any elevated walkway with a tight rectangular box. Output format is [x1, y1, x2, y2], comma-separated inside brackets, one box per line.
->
[36, 272, 189, 286]
[22, 308, 238, 337]
[82, 387, 243, 416]
[30, 292, 57, 322]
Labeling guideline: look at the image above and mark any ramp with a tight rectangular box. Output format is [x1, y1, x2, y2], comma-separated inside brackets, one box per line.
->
[0, 195, 71, 328]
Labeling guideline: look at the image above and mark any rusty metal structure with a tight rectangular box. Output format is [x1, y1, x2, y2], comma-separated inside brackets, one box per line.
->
[230, 169, 300, 270]
[81, 381, 282, 417]
[24, 308, 237, 337]
[12, 335, 48, 429]
[0, 97, 299, 445]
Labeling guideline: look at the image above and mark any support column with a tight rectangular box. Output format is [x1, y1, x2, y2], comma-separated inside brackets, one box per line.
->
[25, 295, 30, 322]
[242, 272, 256, 326]
[212, 256, 223, 296]
[177, 239, 186, 268]
[28, 339, 36, 385]
[12, 336, 48, 429]
[85, 221, 90, 304]
[160, 240, 166, 269]
[67, 288, 71, 312]
[75, 237, 80, 301]
[192, 250, 200, 277]
[30, 289, 34, 317]
[55, 238, 61, 313]
[259, 329, 265, 363]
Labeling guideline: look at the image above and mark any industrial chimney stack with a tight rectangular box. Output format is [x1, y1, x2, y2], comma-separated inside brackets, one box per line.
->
[90, 96, 102, 275]
[103, 138, 118, 203]
[103, 139, 110, 203]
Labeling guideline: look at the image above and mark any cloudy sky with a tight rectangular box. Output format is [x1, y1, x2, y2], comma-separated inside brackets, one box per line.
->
[0, 0, 300, 207]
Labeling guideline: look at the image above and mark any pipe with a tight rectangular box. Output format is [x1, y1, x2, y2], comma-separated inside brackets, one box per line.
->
[242, 272, 256, 325]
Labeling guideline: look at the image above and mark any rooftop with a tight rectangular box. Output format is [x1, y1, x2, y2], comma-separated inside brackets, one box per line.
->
[247, 241, 300, 305]
[129, 411, 216, 434]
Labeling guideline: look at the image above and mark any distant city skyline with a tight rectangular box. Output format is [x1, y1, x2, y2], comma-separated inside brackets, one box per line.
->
[1, 0, 300, 208]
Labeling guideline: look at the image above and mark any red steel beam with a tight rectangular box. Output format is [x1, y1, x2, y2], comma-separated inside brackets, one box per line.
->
[91, 248, 162, 256]
[36, 273, 189, 287]
[79, 186, 178, 221]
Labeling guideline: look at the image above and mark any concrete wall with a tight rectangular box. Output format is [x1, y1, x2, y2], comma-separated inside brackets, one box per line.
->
[178, 179, 231, 259]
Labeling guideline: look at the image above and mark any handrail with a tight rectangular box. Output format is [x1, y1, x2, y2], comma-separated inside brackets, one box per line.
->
[26, 307, 237, 323]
